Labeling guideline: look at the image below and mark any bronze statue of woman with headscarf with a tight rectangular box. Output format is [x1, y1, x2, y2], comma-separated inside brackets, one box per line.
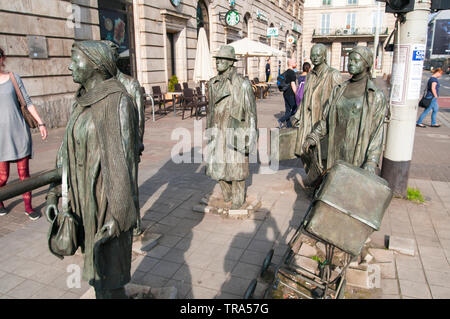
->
[303, 46, 388, 176]
[45, 41, 140, 298]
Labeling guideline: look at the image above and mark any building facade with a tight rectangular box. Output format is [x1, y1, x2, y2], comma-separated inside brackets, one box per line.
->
[0, 0, 304, 127]
[134, 0, 304, 91]
[302, 0, 396, 76]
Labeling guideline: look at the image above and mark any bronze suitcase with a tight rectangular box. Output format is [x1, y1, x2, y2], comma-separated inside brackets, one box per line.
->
[271, 127, 298, 162]
[304, 161, 393, 256]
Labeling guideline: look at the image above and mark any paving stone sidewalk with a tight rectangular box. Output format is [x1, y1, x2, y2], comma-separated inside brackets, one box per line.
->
[0, 84, 449, 299]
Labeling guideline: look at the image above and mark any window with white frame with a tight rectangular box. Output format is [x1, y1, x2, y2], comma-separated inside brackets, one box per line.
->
[347, 0, 357, 5]
[321, 13, 331, 34]
[372, 10, 383, 33]
[322, 0, 331, 6]
[346, 12, 356, 33]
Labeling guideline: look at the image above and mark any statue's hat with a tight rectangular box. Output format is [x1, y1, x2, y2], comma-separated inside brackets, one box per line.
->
[350, 46, 373, 68]
[213, 45, 238, 61]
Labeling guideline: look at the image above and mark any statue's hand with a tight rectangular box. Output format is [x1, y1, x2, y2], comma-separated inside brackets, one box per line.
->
[100, 219, 120, 239]
[302, 137, 316, 154]
[363, 162, 378, 175]
[45, 197, 59, 223]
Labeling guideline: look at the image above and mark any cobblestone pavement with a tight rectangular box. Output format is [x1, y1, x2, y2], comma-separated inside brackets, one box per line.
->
[0, 82, 449, 299]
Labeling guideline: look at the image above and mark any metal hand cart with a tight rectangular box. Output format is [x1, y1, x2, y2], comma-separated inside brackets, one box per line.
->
[244, 161, 393, 299]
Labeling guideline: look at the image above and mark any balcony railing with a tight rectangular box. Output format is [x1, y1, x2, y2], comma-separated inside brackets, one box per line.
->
[313, 27, 389, 37]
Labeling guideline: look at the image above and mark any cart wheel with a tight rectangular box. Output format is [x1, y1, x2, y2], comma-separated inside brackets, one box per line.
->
[261, 249, 274, 277]
[311, 287, 324, 299]
[243, 279, 257, 299]
[285, 249, 294, 264]
[337, 279, 346, 299]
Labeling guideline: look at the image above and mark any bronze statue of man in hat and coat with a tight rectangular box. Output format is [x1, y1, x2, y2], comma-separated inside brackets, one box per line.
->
[205, 45, 258, 209]
[292, 43, 342, 186]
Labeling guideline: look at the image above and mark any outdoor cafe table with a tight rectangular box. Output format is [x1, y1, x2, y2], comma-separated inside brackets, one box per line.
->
[166, 91, 183, 117]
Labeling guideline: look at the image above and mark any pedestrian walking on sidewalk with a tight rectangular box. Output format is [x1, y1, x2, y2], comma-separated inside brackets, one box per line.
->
[278, 58, 298, 128]
[295, 62, 311, 108]
[0, 46, 48, 220]
[417, 68, 444, 128]
[265, 58, 271, 83]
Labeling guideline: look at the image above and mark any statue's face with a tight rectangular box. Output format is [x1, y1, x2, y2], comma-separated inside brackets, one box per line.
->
[69, 48, 96, 84]
[216, 58, 234, 73]
[348, 52, 368, 76]
[310, 46, 326, 66]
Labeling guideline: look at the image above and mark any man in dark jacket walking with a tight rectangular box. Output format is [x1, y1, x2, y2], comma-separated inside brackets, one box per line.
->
[278, 58, 297, 128]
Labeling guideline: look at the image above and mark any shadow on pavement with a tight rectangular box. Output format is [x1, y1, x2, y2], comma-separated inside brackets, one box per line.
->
[130, 147, 215, 298]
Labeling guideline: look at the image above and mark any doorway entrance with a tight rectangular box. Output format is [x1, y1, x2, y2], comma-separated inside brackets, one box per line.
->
[166, 32, 176, 78]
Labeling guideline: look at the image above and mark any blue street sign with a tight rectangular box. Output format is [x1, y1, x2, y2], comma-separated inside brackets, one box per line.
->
[412, 49, 425, 61]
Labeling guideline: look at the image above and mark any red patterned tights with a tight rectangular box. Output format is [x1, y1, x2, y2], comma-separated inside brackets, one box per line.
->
[0, 156, 33, 213]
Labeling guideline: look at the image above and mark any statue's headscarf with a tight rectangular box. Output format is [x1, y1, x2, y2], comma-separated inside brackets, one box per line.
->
[101, 40, 120, 64]
[72, 40, 117, 78]
[350, 46, 373, 70]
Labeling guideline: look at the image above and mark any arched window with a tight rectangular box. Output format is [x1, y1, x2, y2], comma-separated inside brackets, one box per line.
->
[196, 0, 209, 43]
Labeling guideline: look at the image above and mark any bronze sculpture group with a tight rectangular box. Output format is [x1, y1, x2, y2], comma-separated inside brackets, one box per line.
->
[0, 40, 388, 299]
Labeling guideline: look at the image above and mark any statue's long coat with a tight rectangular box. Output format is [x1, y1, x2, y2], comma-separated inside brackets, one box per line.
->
[293, 64, 342, 156]
[308, 78, 388, 170]
[206, 67, 257, 181]
[48, 78, 140, 290]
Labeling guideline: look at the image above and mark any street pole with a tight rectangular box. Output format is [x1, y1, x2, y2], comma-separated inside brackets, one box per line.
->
[372, 1, 381, 78]
[381, 0, 431, 197]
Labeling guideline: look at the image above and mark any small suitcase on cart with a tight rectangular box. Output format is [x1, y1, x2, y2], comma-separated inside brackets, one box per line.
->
[245, 161, 393, 299]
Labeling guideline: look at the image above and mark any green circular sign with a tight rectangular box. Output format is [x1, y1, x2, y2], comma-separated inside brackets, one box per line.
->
[225, 10, 240, 27]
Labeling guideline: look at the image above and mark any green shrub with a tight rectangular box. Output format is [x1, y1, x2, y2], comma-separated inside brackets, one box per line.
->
[407, 187, 425, 203]
[168, 75, 179, 92]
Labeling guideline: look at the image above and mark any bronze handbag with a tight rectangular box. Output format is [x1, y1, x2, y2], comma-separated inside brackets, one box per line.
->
[9, 72, 39, 129]
[48, 211, 79, 259]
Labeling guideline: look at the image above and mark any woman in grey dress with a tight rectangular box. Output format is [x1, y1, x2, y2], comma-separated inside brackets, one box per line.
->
[0, 46, 48, 220]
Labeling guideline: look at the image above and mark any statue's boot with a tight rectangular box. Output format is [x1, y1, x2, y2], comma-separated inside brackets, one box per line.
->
[231, 180, 246, 209]
[133, 217, 143, 237]
[219, 180, 232, 202]
[95, 287, 129, 299]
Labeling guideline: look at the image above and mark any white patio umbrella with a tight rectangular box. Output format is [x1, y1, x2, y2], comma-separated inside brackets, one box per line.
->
[193, 27, 214, 94]
[216, 37, 286, 77]
[225, 37, 286, 57]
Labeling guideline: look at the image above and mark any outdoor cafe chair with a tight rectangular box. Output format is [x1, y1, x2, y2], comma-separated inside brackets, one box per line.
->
[141, 86, 155, 121]
[195, 87, 208, 119]
[250, 80, 259, 98]
[181, 88, 197, 120]
[151, 86, 169, 114]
